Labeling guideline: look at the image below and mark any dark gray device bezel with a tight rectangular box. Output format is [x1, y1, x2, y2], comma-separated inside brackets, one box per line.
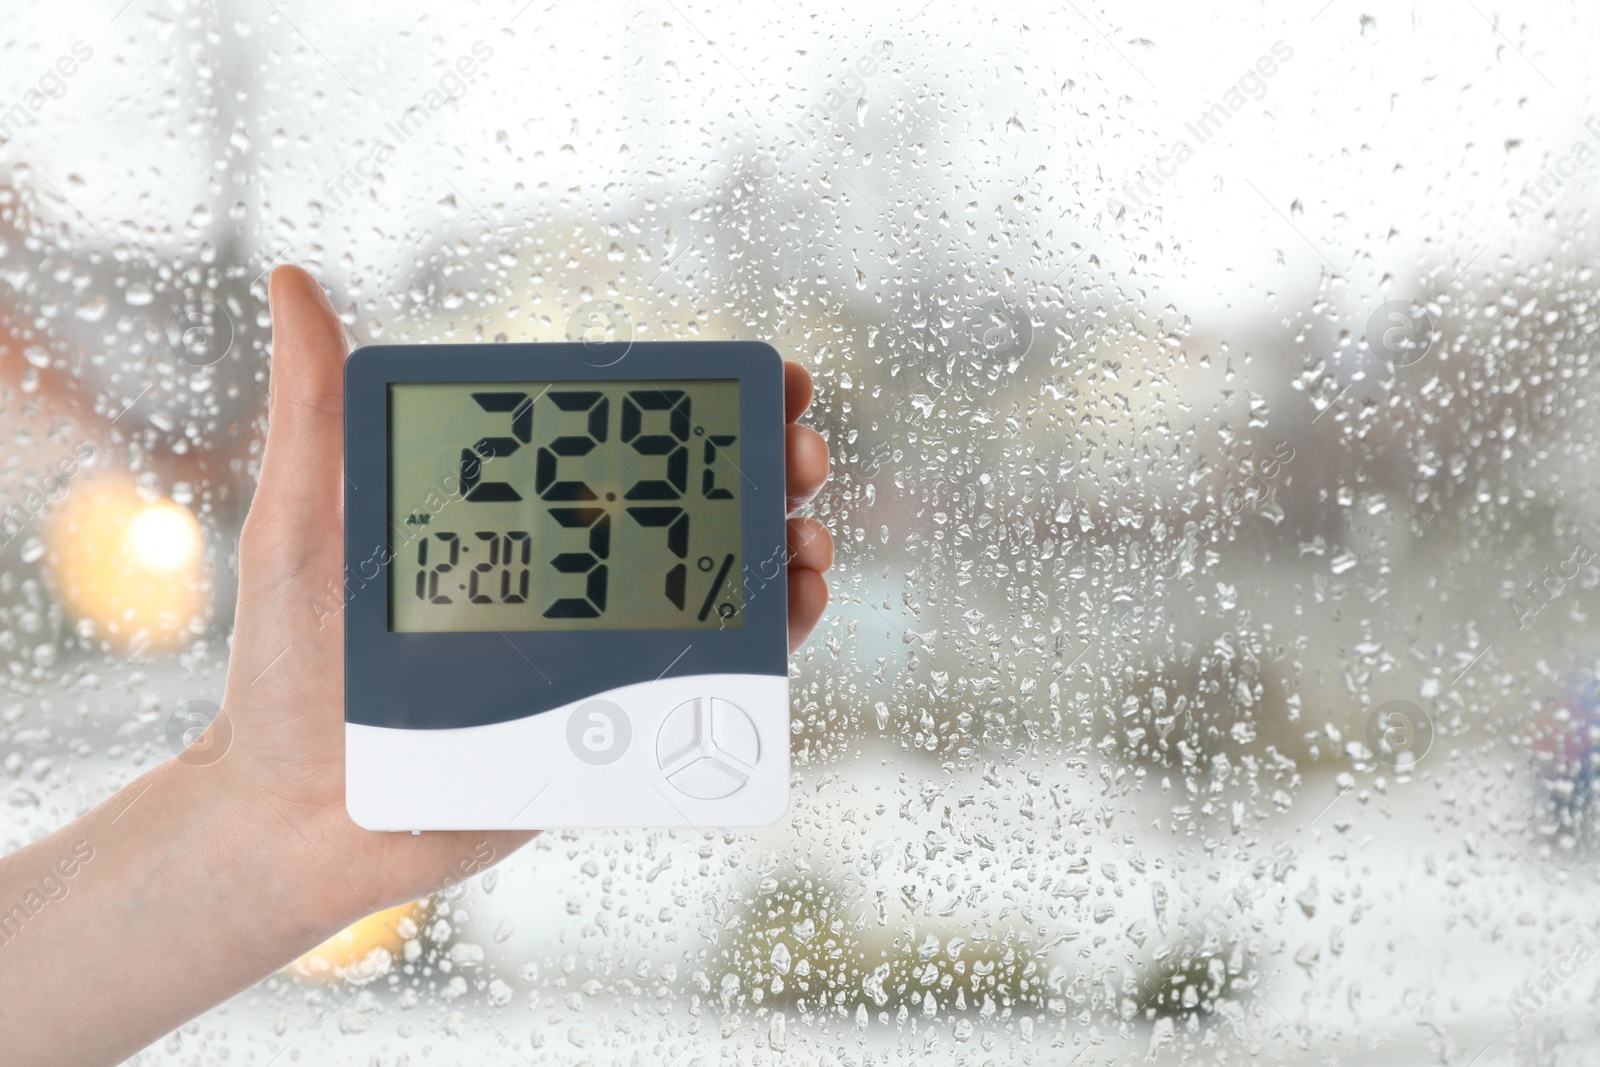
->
[343, 341, 788, 730]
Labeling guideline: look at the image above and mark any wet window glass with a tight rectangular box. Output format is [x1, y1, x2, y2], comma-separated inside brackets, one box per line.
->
[2, 0, 1596, 1061]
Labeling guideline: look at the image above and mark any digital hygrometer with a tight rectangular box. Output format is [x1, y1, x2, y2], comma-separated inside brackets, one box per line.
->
[343, 342, 789, 830]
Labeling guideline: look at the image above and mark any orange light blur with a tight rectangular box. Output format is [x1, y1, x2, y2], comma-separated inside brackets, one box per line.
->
[286, 900, 428, 981]
[43, 476, 210, 655]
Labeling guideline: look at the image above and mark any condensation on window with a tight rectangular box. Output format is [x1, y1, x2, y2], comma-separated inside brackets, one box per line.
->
[1, 0, 1597, 1062]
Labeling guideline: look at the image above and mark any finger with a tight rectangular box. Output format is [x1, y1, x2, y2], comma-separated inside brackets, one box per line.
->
[784, 361, 814, 423]
[247, 267, 349, 546]
[787, 568, 828, 652]
[787, 517, 833, 573]
[786, 424, 829, 511]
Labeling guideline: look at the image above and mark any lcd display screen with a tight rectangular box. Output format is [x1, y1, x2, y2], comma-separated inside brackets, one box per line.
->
[388, 380, 742, 632]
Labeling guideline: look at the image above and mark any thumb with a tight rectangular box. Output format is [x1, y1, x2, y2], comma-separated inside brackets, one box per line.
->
[243, 266, 350, 570]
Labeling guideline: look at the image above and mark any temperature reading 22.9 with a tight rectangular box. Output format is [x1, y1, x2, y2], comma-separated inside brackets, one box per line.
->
[388, 380, 742, 633]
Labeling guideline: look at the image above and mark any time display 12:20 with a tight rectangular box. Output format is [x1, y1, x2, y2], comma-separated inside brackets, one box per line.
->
[388, 379, 742, 633]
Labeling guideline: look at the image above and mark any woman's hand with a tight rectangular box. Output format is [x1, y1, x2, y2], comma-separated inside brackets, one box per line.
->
[227, 266, 834, 915]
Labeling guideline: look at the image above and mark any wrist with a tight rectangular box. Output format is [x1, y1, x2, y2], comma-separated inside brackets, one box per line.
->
[154, 756, 362, 947]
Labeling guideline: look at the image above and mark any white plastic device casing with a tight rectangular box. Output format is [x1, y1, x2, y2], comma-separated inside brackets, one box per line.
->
[346, 673, 788, 829]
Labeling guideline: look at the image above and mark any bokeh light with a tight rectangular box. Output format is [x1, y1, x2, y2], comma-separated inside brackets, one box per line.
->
[43, 477, 209, 655]
[287, 900, 428, 982]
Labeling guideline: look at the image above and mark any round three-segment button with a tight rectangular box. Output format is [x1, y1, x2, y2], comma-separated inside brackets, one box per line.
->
[655, 697, 761, 799]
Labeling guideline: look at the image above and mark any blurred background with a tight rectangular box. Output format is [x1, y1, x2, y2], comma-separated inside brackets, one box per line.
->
[3, 0, 1600, 1062]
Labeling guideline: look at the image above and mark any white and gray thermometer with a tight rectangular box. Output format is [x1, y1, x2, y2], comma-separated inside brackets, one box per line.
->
[342, 342, 789, 830]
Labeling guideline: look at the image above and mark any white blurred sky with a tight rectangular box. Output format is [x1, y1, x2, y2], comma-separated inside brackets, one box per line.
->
[0, 0, 1594, 323]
